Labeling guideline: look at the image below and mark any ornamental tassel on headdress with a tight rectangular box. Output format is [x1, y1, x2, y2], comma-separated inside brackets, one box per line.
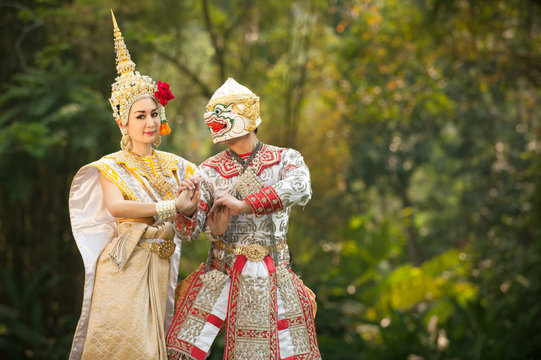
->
[160, 122, 171, 135]
[109, 10, 174, 135]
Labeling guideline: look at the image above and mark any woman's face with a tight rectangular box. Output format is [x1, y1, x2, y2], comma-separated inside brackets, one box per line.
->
[123, 97, 160, 147]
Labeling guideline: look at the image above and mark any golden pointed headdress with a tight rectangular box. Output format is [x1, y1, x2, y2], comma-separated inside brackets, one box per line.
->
[109, 10, 173, 134]
[111, 10, 136, 75]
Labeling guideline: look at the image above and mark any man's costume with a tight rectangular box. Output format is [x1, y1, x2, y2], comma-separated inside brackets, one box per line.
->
[167, 78, 321, 360]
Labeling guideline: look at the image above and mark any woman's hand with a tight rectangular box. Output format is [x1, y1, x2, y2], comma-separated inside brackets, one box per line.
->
[207, 204, 230, 236]
[178, 176, 198, 193]
[209, 194, 252, 217]
[176, 177, 200, 216]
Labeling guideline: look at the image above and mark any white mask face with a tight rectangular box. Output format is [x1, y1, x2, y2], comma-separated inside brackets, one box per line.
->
[204, 102, 252, 143]
[204, 78, 262, 143]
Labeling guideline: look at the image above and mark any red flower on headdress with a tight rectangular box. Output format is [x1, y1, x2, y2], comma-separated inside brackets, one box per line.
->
[155, 81, 175, 106]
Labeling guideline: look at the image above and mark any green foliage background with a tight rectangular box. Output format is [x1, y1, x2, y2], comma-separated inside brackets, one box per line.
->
[1, 0, 540, 359]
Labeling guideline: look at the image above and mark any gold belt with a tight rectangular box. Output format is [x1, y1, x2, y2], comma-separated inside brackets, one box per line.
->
[118, 217, 155, 225]
[214, 239, 287, 262]
[139, 239, 176, 260]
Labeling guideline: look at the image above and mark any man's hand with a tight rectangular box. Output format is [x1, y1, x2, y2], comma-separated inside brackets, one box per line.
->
[209, 194, 252, 217]
[175, 177, 200, 216]
[207, 204, 230, 236]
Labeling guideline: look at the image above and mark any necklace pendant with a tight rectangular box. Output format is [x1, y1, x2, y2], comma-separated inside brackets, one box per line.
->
[234, 167, 265, 199]
[150, 174, 174, 196]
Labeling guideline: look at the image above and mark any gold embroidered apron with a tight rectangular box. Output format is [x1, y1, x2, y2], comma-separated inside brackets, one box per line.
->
[81, 221, 174, 360]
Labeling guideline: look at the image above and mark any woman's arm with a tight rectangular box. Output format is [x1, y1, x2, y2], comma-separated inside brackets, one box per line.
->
[100, 173, 157, 218]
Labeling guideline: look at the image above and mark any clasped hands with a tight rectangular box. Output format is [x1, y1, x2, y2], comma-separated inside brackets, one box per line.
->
[176, 176, 252, 236]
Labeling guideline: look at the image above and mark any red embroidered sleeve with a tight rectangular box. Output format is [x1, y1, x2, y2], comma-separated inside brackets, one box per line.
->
[197, 200, 209, 215]
[244, 185, 284, 216]
[174, 210, 197, 236]
[174, 201, 208, 236]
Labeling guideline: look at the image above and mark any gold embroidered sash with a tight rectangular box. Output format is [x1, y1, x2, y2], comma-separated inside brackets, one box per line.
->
[109, 221, 175, 269]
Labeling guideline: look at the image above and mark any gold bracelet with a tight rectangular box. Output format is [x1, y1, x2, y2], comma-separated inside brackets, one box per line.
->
[156, 200, 177, 220]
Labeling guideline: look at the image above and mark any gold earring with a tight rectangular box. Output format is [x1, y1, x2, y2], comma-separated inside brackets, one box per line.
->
[120, 131, 132, 151]
[153, 135, 161, 147]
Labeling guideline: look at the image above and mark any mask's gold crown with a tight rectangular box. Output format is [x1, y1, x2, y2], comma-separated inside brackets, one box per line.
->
[206, 93, 260, 129]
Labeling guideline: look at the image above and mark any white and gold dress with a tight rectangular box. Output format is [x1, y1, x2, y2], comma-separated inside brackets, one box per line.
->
[69, 150, 195, 360]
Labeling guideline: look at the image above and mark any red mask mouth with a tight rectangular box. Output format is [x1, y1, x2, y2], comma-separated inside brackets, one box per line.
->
[206, 117, 227, 134]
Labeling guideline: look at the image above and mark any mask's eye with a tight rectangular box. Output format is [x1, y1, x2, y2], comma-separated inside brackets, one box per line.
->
[214, 108, 221, 115]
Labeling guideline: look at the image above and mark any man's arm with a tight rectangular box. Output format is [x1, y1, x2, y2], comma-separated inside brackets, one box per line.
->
[174, 169, 214, 241]
[244, 148, 312, 216]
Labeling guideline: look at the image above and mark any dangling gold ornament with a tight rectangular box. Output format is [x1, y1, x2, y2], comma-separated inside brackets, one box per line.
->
[120, 129, 132, 151]
[153, 135, 162, 147]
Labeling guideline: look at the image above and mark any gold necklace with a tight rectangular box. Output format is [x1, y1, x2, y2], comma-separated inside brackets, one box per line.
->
[124, 150, 175, 198]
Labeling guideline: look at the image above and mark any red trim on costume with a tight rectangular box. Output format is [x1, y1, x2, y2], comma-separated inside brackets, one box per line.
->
[282, 356, 299, 360]
[202, 144, 285, 178]
[190, 346, 207, 360]
[224, 258, 240, 359]
[167, 266, 205, 338]
[197, 200, 209, 214]
[245, 185, 284, 216]
[166, 265, 208, 359]
[289, 273, 322, 359]
[174, 209, 198, 236]
[224, 253, 280, 360]
[284, 164, 300, 173]
[263, 255, 276, 274]
[233, 254, 248, 273]
[167, 253, 322, 360]
[207, 314, 224, 328]
[270, 268, 280, 359]
[285, 315, 306, 328]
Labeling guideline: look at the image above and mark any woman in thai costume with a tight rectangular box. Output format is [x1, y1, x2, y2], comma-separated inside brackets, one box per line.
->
[68, 11, 199, 360]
